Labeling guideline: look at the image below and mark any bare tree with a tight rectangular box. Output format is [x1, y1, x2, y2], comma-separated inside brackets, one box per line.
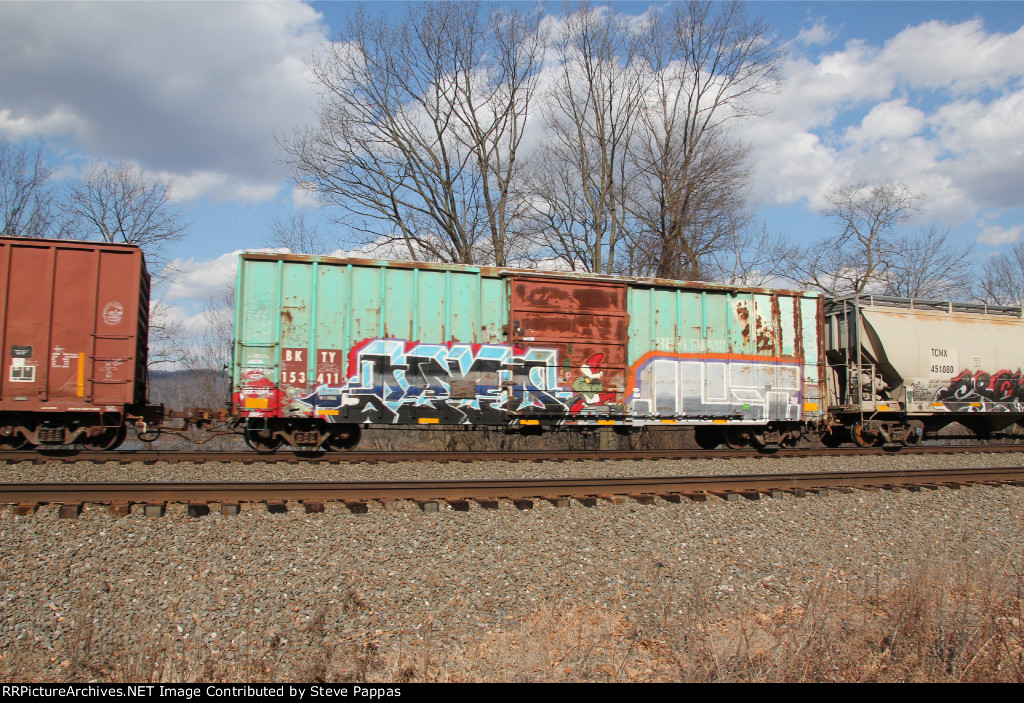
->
[0, 137, 74, 239]
[706, 219, 800, 287]
[883, 226, 975, 299]
[283, 1, 544, 265]
[794, 182, 925, 296]
[525, 3, 650, 275]
[979, 242, 1024, 306]
[263, 213, 339, 256]
[66, 162, 188, 273]
[628, 1, 780, 280]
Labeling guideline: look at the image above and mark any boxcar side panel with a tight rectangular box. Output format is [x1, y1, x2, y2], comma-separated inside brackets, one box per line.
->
[233, 254, 825, 431]
[234, 257, 517, 425]
[0, 237, 147, 413]
[626, 286, 821, 426]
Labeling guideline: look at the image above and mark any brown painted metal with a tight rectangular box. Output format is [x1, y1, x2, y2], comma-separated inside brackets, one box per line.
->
[508, 275, 628, 405]
[0, 237, 148, 413]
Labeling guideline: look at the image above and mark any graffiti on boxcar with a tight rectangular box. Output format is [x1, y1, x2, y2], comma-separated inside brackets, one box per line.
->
[291, 338, 577, 424]
[934, 369, 1024, 410]
[569, 353, 617, 413]
[627, 354, 803, 421]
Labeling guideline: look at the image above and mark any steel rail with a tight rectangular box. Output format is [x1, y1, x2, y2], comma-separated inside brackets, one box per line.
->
[2, 467, 1023, 506]
[3, 444, 1024, 464]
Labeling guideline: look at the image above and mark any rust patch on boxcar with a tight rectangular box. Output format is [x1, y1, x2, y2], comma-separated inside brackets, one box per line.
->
[755, 296, 781, 353]
[735, 302, 751, 346]
[794, 298, 805, 357]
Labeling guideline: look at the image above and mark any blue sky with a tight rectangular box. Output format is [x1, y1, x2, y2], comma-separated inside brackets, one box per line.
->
[2, 1, 1023, 331]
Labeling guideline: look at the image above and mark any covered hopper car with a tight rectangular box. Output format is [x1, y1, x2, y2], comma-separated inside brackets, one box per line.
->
[822, 295, 1024, 446]
[2, 236, 1023, 453]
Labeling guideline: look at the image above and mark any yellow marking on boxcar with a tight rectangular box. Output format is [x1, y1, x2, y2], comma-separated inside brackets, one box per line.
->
[76, 353, 85, 397]
[244, 398, 269, 409]
[418, 418, 439, 424]
[712, 419, 728, 424]
[877, 404, 889, 411]
[803, 402, 818, 412]
[932, 402, 945, 408]
[660, 419, 677, 424]
[318, 409, 339, 415]
[598, 420, 616, 425]
[969, 402, 982, 407]
[520, 419, 540, 425]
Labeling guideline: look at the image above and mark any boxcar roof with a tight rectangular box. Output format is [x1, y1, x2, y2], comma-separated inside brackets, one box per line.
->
[239, 250, 818, 299]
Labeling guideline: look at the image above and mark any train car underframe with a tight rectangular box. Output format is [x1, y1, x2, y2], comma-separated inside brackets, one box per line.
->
[0, 412, 128, 450]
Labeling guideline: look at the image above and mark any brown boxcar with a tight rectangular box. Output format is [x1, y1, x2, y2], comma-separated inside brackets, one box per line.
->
[0, 236, 149, 448]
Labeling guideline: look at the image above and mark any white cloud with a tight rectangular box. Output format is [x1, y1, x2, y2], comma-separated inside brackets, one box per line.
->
[880, 19, 1024, 94]
[163, 170, 281, 204]
[978, 224, 1024, 246]
[795, 21, 837, 47]
[0, 1, 326, 202]
[845, 100, 926, 144]
[740, 17, 1024, 230]
[163, 250, 244, 305]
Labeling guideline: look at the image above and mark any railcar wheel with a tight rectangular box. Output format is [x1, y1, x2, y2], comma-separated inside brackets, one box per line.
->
[244, 428, 282, 454]
[325, 424, 361, 452]
[0, 434, 30, 450]
[902, 421, 925, 446]
[693, 427, 721, 450]
[723, 428, 750, 450]
[81, 424, 127, 451]
[820, 426, 848, 448]
[851, 422, 880, 448]
[0, 424, 30, 449]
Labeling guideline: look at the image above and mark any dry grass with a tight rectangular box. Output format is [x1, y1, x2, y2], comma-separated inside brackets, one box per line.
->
[3, 553, 1022, 683]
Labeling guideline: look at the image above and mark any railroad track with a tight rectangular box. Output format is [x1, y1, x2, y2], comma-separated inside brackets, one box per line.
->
[4, 443, 1024, 464]
[4, 466, 1023, 519]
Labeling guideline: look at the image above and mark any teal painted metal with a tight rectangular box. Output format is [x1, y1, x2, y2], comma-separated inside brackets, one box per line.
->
[233, 254, 509, 416]
[233, 251, 823, 428]
[626, 284, 824, 422]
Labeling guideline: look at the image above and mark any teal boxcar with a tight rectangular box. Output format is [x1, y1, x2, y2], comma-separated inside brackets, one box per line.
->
[233, 253, 824, 450]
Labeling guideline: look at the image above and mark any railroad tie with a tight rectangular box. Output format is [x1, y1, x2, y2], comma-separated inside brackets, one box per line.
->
[344, 501, 368, 514]
[541, 496, 569, 508]
[59, 503, 81, 520]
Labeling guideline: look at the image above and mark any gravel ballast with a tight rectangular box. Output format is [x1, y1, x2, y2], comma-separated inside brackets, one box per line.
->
[1, 452, 1023, 681]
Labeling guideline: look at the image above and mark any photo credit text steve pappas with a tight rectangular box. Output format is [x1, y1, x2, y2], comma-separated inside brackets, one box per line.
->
[0, 685, 408, 701]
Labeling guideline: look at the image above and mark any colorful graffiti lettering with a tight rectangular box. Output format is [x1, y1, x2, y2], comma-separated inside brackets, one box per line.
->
[627, 353, 803, 421]
[274, 339, 809, 426]
[293, 338, 576, 424]
[934, 369, 1024, 410]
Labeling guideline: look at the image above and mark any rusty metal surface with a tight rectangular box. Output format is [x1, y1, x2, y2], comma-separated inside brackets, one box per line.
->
[1, 466, 1021, 506]
[509, 276, 628, 411]
[239, 251, 815, 298]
